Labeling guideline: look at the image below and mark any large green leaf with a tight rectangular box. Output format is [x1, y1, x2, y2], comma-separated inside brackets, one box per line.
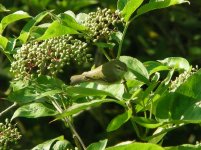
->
[31, 136, 72, 150]
[121, 0, 144, 21]
[165, 144, 201, 150]
[11, 102, 58, 120]
[106, 142, 164, 150]
[0, 35, 8, 49]
[59, 13, 87, 31]
[143, 61, 169, 75]
[157, 57, 190, 71]
[65, 86, 113, 97]
[156, 69, 201, 123]
[107, 109, 132, 132]
[18, 10, 51, 43]
[80, 82, 125, 100]
[117, 0, 129, 11]
[87, 139, 108, 150]
[0, 10, 31, 33]
[134, 0, 189, 19]
[37, 20, 78, 40]
[56, 99, 124, 120]
[120, 56, 149, 84]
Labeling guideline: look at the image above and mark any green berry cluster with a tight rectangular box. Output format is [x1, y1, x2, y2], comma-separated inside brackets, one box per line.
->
[170, 66, 198, 92]
[0, 119, 21, 150]
[10, 8, 124, 80]
[10, 35, 92, 80]
[82, 8, 124, 42]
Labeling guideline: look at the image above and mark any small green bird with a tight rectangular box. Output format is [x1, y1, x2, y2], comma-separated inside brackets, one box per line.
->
[70, 60, 128, 85]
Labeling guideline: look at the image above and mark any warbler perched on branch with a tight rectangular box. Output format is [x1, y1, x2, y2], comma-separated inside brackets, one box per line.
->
[70, 60, 127, 85]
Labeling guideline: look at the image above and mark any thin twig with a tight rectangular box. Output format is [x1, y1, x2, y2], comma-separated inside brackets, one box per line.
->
[51, 99, 86, 150]
[0, 102, 17, 117]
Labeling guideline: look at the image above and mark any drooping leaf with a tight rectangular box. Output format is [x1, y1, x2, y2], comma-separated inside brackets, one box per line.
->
[52, 140, 73, 150]
[0, 10, 31, 33]
[135, 0, 190, 19]
[106, 142, 164, 150]
[117, 0, 129, 11]
[87, 139, 108, 150]
[133, 117, 163, 128]
[11, 102, 58, 120]
[37, 20, 78, 40]
[59, 13, 87, 31]
[120, 56, 149, 84]
[157, 57, 190, 71]
[81, 82, 125, 100]
[107, 109, 132, 132]
[165, 144, 201, 150]
[156, 69, 201, 123]
[18, 10, 51, 43]
[0, 35, 8, 49]
[31, 136, 64, 150]
[65, 86, 113, 97]
[144, 61, 169, 75]
[56, 99, 124, 120]
[121, 0, 144, 21]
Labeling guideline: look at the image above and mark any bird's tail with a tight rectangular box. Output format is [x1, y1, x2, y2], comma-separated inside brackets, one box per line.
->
[70, 74, 86, 85]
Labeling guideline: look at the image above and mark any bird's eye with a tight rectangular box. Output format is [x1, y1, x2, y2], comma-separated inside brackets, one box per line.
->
[115, 65, 122, 70]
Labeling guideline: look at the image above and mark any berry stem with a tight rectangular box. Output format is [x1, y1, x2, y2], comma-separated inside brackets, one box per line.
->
[117, 21, 130, 59]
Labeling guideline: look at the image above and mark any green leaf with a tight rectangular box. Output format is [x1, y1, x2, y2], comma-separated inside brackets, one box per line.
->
[8, 86, 39, 104]
[133, 117, 163, 128]
[59, 13, 87, 31]
[144, 61, 169, 75]
[18, 10, 51, 43]
[120, 56, 149, 84]
[81, 82, 125, 100]
[56, 99, 123, 120]
[0, 35, 8, 49]
[157, 57, 190, 71]
[52, 140, 73, 150]
[5, 38, 16, 54]
[11, 102, 58, 120]
[37, 20, 78, 40]
[66, 86, 113, 97]
[32, 136, 64, 150]
[135, 0, 190, 19]
[107, 109, 132, 132]
[106, 142, 164, 150]
[121, 0, 144, 21]
[165, 144, 201, 150]
[0, 4, 10, 12]
[0, 10, 31, 33]
[117, 0, 129, 11]
[87, 139, 108, 150]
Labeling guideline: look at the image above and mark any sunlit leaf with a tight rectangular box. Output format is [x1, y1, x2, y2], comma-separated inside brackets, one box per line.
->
[37, 20, 78, 40]
[11, 102, 58, 120]
[31, 136, 65, 150]
[0, 10, 31, 33]
[165, 144, 201, 150]
[121, 0, 144, 21]
[134, 0, 190, 19]
[87, 139, 108, 150]
[18, 10, 51, 43]
[107, 109, 132, 132]
[106, 142, 164, 150]
[120, 56, 149, 84]
[59, 13, 87, 31]
[157, 57, 190, 71]
[56, 99, 123, 120]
